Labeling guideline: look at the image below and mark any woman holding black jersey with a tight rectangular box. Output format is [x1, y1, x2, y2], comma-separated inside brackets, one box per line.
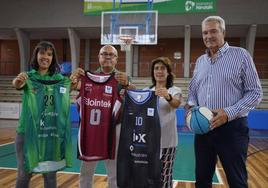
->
[145, 57, 182, 188]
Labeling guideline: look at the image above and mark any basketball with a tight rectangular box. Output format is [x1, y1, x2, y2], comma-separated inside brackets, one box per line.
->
[186, 106, 214, 134]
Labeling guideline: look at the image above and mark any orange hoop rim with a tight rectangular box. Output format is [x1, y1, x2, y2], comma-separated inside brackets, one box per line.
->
[118, 35, 134, 45]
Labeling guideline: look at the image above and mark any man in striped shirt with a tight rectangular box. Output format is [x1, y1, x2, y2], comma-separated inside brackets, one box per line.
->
[186, 16, 263, 188]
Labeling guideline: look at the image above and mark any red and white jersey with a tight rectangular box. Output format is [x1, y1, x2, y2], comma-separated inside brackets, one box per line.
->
[77, 71, 121, 161]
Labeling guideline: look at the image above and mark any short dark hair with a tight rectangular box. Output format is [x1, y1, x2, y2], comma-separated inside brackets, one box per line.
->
[30, 41, 60, 76]
[150, 57, 175, 89]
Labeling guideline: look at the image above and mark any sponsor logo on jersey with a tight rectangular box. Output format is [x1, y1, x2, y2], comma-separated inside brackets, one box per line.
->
[105, 85, 113, 94]
[60, 87, 66, 93]
[40, 119, 45, 127]
[84, 97, 111, 108]
[147, 108, 154, 116]
[133, 132, 146, 144]
[85, 87, 92, 93]
[43, 111, 58, 117]
[131, 152, 148, 164]
[136, 94, 142, 102]
[85, 83, 93, 92]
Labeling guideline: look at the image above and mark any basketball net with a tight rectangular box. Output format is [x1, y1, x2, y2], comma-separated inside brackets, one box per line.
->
[119, 35, 134, 52]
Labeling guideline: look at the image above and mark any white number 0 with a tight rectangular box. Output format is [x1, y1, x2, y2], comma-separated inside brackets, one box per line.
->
[90, 109, 101, 125]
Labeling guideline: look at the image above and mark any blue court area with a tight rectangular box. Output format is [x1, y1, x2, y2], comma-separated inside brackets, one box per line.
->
[0, 128, 220, 183]
[176, 108, 268, 130]
[2, 105, 266, 184]
[71, 104, 268, 130]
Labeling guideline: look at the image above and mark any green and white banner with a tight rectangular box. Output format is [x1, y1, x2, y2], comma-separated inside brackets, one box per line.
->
[84, 0, 216, 15]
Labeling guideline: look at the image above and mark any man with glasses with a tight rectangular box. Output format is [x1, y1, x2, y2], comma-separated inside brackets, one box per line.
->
[70, 45, 134, 188]
[71, 45, 132, 88]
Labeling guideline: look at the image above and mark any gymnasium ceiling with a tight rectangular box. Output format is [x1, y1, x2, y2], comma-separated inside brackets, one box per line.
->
[1, 0, 268, 40]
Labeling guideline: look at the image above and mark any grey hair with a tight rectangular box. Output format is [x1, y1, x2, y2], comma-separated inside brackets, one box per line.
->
[99, 44, 118, 57]
[202, 16, 225, 32]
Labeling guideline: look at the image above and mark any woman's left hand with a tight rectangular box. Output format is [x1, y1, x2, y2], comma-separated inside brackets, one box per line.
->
[155, 88, 169, 99]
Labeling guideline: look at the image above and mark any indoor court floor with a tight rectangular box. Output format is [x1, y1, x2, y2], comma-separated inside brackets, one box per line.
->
[0, 124, 267, 188]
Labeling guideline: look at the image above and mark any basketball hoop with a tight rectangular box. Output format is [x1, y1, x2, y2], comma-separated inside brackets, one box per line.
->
[119, 35, 134, 52]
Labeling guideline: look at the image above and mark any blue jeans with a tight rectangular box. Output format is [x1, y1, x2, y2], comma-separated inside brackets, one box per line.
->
[15, 133, 57, 188]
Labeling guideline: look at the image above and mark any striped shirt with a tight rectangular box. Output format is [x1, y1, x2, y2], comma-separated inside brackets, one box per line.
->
[187, 42, 263, 121]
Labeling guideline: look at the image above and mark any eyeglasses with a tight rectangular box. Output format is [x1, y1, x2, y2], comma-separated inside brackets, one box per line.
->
[100, 52, 117, 58]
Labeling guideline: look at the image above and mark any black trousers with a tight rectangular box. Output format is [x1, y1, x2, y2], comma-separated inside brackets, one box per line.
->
[194, 117, 249, 188]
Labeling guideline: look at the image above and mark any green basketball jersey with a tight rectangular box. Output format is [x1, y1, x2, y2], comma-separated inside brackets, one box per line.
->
[20, 73, 72, 173]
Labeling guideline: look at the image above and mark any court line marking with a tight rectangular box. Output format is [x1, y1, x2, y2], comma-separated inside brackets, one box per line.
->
[215, 167, 223, 184]
[0, 140, 224, 184]
[0, 168, 224, 186]
[250, 135, 268, 139]
[0, 141, 14, 146]
[0, 167, 17, 170]
[179, 132, 268, 139]
[0, 168, 103, 176]
[172, 180, 223, 187]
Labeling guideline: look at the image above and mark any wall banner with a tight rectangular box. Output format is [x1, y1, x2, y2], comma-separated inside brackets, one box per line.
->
[84, 0, 216, 16]
[0, 102, 21, 119]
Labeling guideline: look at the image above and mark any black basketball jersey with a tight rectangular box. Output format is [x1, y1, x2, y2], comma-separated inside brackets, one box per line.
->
[77, 71, 121, 161]
[117, 90, 161, 188]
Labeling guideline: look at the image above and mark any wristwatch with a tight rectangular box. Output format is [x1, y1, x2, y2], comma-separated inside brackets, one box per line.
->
[165, 94, 172, 102]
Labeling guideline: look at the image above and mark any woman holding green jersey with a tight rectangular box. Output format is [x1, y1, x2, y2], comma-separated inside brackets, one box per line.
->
[12, 41, 72, 188]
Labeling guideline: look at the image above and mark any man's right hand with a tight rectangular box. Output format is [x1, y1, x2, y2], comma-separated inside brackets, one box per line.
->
[115, 72, 128, 87]
[70, 68, 85, 90]
[70, 68, 85, 82]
